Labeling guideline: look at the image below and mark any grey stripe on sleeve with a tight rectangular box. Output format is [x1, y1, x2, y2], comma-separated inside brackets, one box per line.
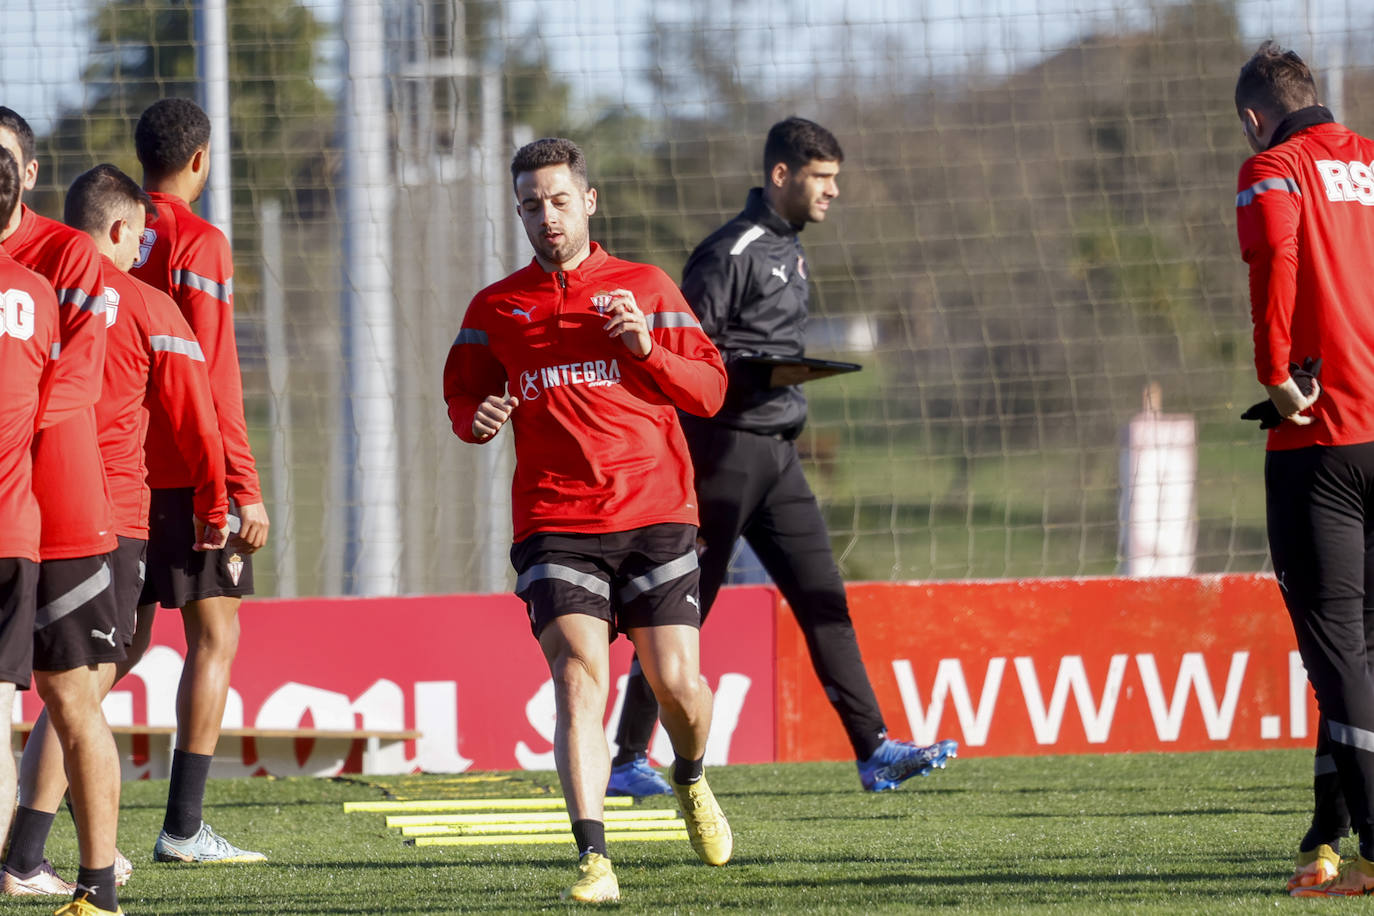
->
[149, 335, 206, 361]
[173, 269, 233, 304]
[55, 287, 102, 314]
[1236, 177, 1301, 207]
[454, 328, 489, 346]
[646, 312, 700, 331]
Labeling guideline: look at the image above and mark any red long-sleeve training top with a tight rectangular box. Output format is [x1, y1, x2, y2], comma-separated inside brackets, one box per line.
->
[132, 191, 261, 505]
[0, 248, 61, 562]
[3, 205, 116, 560]
[443, 243, 727, 542]
[96, 258, 228, 538]
[1237, 121, 1374, 451]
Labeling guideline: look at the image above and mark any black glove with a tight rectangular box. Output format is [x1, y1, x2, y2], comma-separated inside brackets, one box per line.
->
[1240, 357, 1322, 430]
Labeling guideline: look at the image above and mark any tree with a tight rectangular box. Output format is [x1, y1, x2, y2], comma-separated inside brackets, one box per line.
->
[34, 0, 334, 227]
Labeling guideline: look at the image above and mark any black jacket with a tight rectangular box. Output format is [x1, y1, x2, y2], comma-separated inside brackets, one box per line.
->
[680, 188, 810, 437]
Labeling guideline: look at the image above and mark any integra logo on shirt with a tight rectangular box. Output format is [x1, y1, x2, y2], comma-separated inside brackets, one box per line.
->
[1316, 159, 1374, 204]
[518, 359, 623, 401]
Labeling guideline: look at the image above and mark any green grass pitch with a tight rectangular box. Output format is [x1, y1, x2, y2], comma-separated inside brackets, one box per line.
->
[21, 750, 1325, 913]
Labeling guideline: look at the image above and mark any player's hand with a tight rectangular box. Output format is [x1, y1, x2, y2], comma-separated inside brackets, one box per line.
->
[1244, 358, 1322, 428]
[602, 289, 652, 358]
[473, 393, 518, 440]
[232, 501, 271, 553]
[192, 516, 229, 552]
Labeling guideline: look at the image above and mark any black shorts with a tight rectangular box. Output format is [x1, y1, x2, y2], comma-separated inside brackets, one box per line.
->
[110, 536, 148, 646]
[34, 553, 125, 672]
[511, 523, 702, 639]
[0, 558, 38, 688]
[141, 487, 253, 609]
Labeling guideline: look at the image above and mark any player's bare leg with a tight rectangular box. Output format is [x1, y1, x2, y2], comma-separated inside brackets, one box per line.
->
[18, 659, 120, 813]
[176, 595, 240, 754]
[628, 623, 731, 866]
[0, 682, 18, 842]
[8, 636, 138, 893]
[537, 614, 619, 902]
[626, 624, 711, 759]
[34, 664, 120, 912]
[153, 595, 264, 864]
[537, 614, 613, 825]
[116, 602, 158, 681]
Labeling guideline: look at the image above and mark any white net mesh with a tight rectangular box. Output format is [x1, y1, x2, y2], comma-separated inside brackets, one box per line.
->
[8, 0, 1373, 594]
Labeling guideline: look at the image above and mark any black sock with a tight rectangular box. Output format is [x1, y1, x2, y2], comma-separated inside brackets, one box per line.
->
[5, 806, 56, 876]
[1301, 824, 1349, 852]
[163, 749, 213, 839]
[854, 730, 886, 762]
[571, 819, 607, 858]
[75, 864, 118, 912]
[611, 750, 645, 768]
[1359, 826, 1374, 862]
[673, 755, 704, 786]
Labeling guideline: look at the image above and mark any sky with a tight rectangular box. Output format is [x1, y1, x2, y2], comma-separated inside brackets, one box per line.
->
[2, 0, 1370, 132]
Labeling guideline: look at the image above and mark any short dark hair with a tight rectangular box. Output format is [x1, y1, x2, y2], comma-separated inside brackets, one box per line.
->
[1235, 41, 1319, 117]
[0, 149, 20, 227]
[763, 117, 843, 178]
[135, 98, 212, 178]
[510, 137, 589, 191]
[0, 108, 36, 167]
[64, 164, 156, 236]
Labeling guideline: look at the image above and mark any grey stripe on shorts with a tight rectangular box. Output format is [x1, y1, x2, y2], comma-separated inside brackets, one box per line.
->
[516, 563, 610, 600]
[35, 561, 112, 629]
[618, 550, 698, 603]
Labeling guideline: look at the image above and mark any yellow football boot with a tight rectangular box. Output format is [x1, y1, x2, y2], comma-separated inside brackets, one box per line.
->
[672, 774, 733, 866]
[564, 852, 619, 903]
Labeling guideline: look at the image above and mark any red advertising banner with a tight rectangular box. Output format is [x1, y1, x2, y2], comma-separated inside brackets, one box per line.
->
[775, 574, 1311, 761]
[17, 574, 1312, 775]
[15, 586, 778, 778]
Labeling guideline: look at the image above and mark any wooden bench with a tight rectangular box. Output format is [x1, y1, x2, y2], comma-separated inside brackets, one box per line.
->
[9, 723, 422, 775]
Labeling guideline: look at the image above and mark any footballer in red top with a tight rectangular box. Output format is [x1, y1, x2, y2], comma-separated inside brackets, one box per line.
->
[126, 97, 268, 867]
[0, 146, 63, 901]
[0, 113, 114, 566]
[444, 138, 730, 902]
[0, 147, 62, 693]
[0, 111, 127, 913]
[1234, 44, 1374, 896]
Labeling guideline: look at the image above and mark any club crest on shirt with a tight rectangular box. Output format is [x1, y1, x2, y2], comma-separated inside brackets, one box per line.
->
[227, 553, 244, 586]
[134, 228, 156, 269]
[590, 293, 614, 314]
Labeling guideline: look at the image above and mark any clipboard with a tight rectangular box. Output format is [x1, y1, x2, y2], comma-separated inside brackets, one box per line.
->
[740, 353, 863, 388]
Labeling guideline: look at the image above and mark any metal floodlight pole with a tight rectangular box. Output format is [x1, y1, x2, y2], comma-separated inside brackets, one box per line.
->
[260, 199, 297, 597]
[341, 0, 401, 595]
[476, 69, 512, 593]
[194, 0, 232, 245]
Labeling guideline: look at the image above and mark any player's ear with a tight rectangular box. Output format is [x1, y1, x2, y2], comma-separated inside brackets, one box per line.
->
[769, 161, 789, 189]
[584, 187, 597, 217]
[21, 158, 36, 192]
[107, 217, 124, 248]
[190, 145, 207, 175]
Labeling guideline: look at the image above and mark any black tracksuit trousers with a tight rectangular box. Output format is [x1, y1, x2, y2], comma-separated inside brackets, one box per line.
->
[1266, 443, 1374, 853]
[613, 417, 888, 762]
